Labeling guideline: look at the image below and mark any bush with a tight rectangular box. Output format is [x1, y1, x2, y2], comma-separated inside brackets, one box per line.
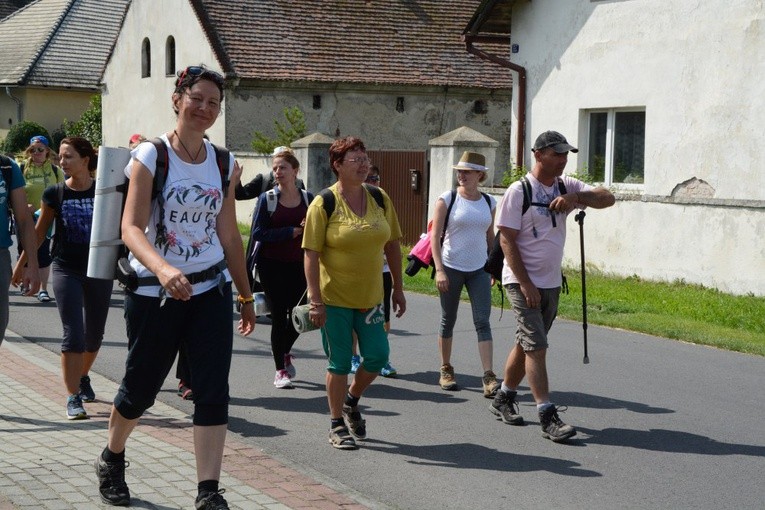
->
[2, 121, 50, 157]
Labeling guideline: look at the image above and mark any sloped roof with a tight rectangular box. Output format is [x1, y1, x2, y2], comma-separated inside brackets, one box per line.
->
[0, 0, 129, 89]
[0, 0, 35, 21]
[191, 0, 511, 90]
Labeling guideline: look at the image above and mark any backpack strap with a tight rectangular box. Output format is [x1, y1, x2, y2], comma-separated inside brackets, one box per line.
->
[363, 183, 386, 212]
[300, 189, 311, 207]
[319, 188, 335, 218]
[265, 189, 279, 215]
[52, 164, 60, 180]
[520, 176, 532, 215]
[557, 177, 567, 195]
[440, 189, 458, 245]
[150, 138, 168, 201]
[211, 143, 230, 197]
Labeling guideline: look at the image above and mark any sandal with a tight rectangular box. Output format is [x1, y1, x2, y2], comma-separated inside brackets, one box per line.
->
[328, 425, 357, 450]
[177, 381, 194, 401]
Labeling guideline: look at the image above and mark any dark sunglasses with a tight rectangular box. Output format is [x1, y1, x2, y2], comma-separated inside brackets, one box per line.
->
[31, 147, 47, 154]
[176, 66, 224, 88]
[365, 175, 380, 183]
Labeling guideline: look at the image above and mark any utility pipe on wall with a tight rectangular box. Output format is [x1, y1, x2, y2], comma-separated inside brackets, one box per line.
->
[463, 36, 526, 170]
[5, 87, 23, 125]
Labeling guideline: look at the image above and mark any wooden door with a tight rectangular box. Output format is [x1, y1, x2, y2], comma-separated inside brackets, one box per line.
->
[367, 150, 428, 246]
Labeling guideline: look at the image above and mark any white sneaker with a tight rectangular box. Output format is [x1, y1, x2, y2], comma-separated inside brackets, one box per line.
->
[273, 369, 294, 389]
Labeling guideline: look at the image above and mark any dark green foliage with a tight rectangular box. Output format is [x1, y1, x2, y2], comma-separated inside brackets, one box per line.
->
[62, 94, 102, 147]
[2, 121, 50, 156]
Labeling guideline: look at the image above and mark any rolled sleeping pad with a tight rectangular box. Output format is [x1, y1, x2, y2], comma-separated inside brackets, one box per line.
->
[87, 146, 132, 280]
[291, 304, 319, 334]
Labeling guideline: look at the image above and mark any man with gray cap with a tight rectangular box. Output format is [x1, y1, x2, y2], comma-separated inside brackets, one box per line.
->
[490, 130, 614, 442]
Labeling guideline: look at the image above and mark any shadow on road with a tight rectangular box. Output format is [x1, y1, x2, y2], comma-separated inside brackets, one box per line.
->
[362, 438, 601, 477]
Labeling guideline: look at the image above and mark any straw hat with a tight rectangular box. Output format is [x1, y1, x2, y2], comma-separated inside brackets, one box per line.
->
[452, 151, 488, 171]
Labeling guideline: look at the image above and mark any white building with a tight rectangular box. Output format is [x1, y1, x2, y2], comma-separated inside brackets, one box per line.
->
[467, 0, 765, 296]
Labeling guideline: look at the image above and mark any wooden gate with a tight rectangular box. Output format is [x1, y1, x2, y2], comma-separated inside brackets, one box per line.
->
[367, 150, 428, 246]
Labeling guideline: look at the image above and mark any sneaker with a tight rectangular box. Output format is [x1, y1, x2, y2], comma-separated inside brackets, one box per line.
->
[66, 394, 87, 420]
[490, 390, 524, 425]
[274, 369, 294, 389]
[482, 370, 500, 398]
[195, 489, 229, 509]
[284, 353, 296, 379]
[79, 375, 95, 402]
[379, 361, 397, 378]
[342, 404, 367, 440]
[328, 425, 357, 450]
[439, 363, 457, 390]
[350, 355, 361, 374]
[539, 405, 577, 442]
[37, 290, 51, 302]
[95, 453, 130, 506]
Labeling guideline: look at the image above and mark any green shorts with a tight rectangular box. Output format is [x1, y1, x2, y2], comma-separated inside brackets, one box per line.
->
[322, 304, 389, 374]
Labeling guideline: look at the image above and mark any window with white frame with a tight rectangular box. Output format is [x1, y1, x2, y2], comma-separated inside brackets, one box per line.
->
[585, 109, 645, 185]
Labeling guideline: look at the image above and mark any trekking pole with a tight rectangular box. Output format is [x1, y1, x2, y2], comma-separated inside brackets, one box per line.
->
[574, 211, 589, 364]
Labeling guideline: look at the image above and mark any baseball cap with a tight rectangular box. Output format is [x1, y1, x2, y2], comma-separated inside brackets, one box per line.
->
[29, 135, 49, 147]
[532, 131, 578, 153]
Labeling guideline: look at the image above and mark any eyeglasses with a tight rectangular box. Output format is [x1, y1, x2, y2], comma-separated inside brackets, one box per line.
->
[345, 156, 372, 165]
[176, 66, 224, 88]
[31, 147, 47, 154]
[365, 175, 380, 183]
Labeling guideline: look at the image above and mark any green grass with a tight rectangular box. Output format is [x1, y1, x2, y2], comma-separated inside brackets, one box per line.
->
[402, 256, 765, 357]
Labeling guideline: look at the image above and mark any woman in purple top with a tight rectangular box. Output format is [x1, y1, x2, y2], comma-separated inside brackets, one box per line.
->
[249, 148, 313, 389]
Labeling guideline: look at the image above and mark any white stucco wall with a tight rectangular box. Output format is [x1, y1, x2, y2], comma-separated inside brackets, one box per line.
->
[102, 0, 225, 148]
[503, 0, 765, 295]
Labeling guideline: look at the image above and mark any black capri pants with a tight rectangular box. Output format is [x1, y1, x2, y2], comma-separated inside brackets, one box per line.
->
[114, 283, 233, 426]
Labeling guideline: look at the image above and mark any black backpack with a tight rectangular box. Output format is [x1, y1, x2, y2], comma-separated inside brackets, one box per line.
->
[318, 183, 386, 217]
[484, 176, 569, 302]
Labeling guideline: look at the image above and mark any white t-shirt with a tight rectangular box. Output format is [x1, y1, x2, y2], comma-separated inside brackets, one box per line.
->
[125, 135, 234, 297]
[440, 190, 496, 272]
[495, 173, 590, 288]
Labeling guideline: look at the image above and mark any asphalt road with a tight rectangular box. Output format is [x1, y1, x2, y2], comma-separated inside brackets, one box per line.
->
[7, 284, 765, 510]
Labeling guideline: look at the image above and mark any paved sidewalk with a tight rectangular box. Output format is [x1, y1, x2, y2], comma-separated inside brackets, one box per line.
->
[0, 331, 369, 510]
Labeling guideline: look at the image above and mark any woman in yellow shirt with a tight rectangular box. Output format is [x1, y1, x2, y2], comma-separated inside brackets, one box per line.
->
[303, 136, 406, 450]
[19, 135, 63, 302]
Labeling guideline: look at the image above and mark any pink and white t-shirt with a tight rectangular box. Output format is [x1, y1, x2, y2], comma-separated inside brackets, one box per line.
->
[495, 173, 590, 288]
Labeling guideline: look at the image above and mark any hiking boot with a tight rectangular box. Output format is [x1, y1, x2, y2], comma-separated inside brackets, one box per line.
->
[284, 353, 296, 379]
[273, 369, 294, 389]
[539, 405, 577, 442]
[439, 363, 457, 390]
[342, 404, 367, 440]
[66, 394, 87, 420]
[490, 390, 524, 425]
[328, 425, 357, 450]
[79, 375, 96, 402]
[380, 361, 397, 378]
[350, 355, 361, 374]
[482, 370, 500, 398]
[195, 489, 229, 509]
[95, 454, 130, 506]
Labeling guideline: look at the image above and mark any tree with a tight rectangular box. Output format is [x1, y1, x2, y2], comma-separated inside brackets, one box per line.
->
[63, 94, 102, 147]
[251, 106, 307, 155]
[1, 121, 50, 157]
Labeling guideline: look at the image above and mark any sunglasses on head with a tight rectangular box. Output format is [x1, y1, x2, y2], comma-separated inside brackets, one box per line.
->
[176, 66, 224, 88]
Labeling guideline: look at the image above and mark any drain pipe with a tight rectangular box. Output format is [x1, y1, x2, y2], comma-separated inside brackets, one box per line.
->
[5, 87, 23, 124]
[464, 36, 526, 169]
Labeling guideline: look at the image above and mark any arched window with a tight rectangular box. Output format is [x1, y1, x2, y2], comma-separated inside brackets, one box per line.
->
[165, 36, 176, 76]
[141, 38, 151, 78]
